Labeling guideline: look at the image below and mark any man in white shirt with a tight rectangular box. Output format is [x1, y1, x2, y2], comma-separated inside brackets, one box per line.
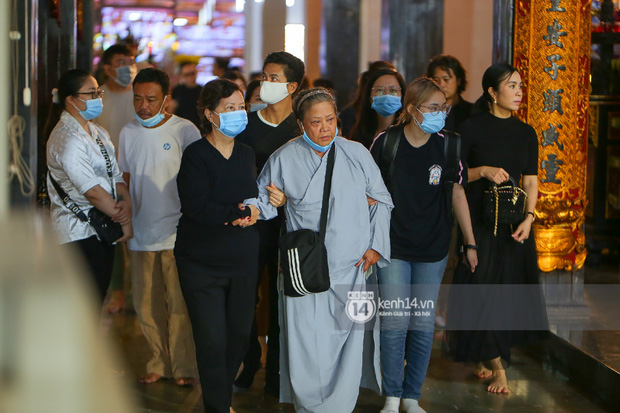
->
[119, 68, 200, 385]
[96, 43, 137, 314]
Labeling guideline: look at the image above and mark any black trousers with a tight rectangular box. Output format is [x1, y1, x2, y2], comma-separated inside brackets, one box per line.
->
[176, 258, 257, 413]
[68, 235, 115, 304]
[240, 217, 281, 387]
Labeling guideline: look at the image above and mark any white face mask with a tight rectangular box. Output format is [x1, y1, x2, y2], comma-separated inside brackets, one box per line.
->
[260, 81, 290, 105]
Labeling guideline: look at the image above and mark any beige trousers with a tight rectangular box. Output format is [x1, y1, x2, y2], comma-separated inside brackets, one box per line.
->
[131, 250, 197, 378]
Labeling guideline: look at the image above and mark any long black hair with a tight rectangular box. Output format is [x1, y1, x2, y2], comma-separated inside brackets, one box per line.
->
[349, 68, 406, 149]
[473, 63, 519, 115]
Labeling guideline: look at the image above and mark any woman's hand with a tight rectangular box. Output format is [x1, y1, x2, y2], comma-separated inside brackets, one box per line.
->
[366, 196, 378, 206]
[112, 198, 132, 224]
[355, 249, 380, 272]
[481, 166, 510, 184]
[511, 215, 534, 243]
[464, 249, 478, 273]
[266, 182, 286, 207]
[116, 221, 134, 243]
[230, 203, 259, 227]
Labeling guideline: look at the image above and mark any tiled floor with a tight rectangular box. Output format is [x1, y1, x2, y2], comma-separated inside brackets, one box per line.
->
[104, 311, 613, 413]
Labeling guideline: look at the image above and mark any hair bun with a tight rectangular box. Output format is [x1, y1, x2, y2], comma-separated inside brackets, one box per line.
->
[51, 88, 60, 104]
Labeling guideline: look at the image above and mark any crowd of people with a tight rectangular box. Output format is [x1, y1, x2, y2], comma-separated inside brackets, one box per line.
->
[45, 44, 547, 413]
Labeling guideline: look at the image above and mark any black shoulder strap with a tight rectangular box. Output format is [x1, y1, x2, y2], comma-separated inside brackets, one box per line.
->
[379, 126, 401, 193]
[441, 129, 461, 226]
[443, 129, 461, 184]
[48, 172, 90, 223]
[319, 145, 336, 241]
[93, 131, 116, 199]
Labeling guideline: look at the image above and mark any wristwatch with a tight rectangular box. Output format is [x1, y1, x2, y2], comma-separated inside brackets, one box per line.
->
[526, 211, 535, 221]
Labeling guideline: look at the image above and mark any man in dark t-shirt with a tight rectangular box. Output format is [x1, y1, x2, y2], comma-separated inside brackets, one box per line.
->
[234, 51, 305, 397]
[171, 62, 202, 129]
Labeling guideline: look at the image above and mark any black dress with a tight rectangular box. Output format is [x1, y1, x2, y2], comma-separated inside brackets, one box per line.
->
[445, 111, 548, 364]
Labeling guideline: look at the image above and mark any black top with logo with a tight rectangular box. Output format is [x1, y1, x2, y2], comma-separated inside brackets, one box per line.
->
[371, 126, 467, 262]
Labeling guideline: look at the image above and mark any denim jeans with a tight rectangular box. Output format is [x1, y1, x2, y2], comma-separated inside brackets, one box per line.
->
[378, 256, 448, 399]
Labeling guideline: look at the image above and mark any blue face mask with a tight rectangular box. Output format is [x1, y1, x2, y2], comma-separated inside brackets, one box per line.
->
[213, 109, 248, 138]
[250, 102, 267, 112]
[371, 95, 402, 117]
[415, 107, 446, 134]
[302, 127, 338, 152]
[74, 97, 103, 121]
[135, 96, 167, 128]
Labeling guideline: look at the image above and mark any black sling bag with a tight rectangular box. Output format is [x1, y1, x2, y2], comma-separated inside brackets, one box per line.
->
[279, 145, 335, 297]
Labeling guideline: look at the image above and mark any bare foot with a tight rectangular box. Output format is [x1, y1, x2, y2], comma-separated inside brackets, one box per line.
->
[175, 377, 196, 386]
[487, 369, 509, 394]
[104, 290, 125, 314]
[474, 362, 492, 378]
[138, 373, 163, 384]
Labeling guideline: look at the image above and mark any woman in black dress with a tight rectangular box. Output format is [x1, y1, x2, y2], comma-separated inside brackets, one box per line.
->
[446, 63, 547, 394]
[174, 79, 260, 413]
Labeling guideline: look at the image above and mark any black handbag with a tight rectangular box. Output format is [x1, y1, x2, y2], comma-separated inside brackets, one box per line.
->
[279, 145, 335, 297]
[484, 176, 528, 236]
[48, 133, 123, 244]
[49, 173, 123, 244]
[87, 207, 124, 244]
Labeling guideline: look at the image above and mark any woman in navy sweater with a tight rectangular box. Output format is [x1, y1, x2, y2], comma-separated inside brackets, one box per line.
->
[175, 79, 259, 413]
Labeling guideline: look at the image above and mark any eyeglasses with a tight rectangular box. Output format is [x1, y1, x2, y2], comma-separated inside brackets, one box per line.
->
[76, 89, 104, 99]
[418, 103, 451, 116]
[371, 86, 401, 96]
[112, 59, 135, 68]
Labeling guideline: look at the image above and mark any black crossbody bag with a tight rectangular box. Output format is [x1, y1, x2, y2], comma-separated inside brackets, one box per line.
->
[279, 145, 335, 297]
[49, 134, 123, 244]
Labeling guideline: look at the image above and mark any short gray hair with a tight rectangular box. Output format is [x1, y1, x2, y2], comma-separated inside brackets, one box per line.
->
[293, 87, 337, 122]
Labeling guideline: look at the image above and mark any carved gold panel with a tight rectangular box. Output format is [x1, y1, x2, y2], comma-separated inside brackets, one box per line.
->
[513, 0, 591, 271]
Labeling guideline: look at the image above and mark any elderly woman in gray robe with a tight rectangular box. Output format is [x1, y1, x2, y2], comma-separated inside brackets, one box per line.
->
[246, 88, 393, 413]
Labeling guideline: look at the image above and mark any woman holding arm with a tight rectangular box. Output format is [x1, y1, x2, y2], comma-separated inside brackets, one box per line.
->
[370, 77, 477, 413]
[47, 69, 133, 304]
[446, 63, 547, 394]
[174, 79, 259, 413]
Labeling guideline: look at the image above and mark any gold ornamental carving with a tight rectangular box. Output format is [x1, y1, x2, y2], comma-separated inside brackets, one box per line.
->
[513, 0, 591, 272]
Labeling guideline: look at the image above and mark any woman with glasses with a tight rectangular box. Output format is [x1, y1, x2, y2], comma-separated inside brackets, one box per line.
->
[445, 63, 547, 394]
[370, 77, 477, 413]
[46, 69, 133, 304]
[349, 68, 406, 149]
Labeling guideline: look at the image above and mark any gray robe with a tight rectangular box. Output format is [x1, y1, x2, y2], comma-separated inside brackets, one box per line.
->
[250, 136, 393, 412]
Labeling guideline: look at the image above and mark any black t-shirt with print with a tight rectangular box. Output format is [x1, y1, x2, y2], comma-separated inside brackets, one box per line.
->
[372, 126, 468, 262]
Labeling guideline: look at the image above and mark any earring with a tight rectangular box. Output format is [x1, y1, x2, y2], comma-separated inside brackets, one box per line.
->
[493, 98, 497, 104]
